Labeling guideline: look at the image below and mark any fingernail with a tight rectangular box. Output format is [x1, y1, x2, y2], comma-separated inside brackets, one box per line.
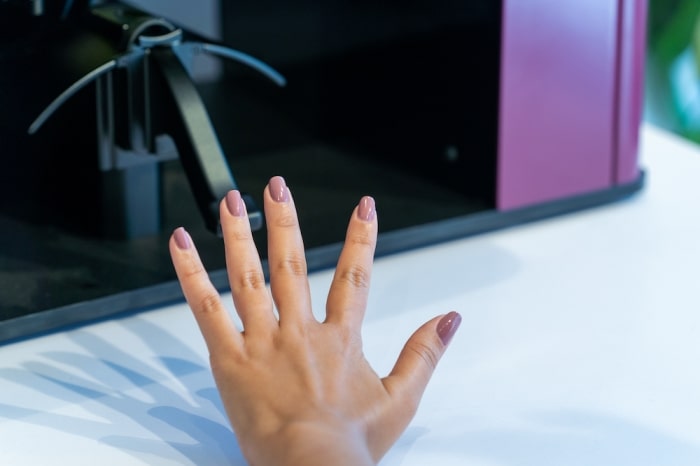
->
[173, 227, 192, 250]
[225, 190, 245, 217]
[357, 196, 376, 222]
[437, 311, 462, 346]
[269, 176, 290, 203]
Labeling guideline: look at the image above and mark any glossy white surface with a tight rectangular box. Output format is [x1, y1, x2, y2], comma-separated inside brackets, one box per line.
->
[1, 124, 699, 465]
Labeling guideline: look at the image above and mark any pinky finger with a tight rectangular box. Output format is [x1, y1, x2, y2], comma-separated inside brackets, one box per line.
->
[169, 227, 243, 355]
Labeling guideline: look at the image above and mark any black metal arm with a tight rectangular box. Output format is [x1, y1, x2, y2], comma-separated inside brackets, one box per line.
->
[27, 3, 285, 236]
[149, 47, 262, 233]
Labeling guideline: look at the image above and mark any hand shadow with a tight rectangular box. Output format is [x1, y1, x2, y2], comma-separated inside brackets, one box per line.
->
[0, 316, 246, 465]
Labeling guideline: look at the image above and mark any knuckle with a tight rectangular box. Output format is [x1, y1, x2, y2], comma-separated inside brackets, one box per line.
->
[274, 212, 298, 229]
[337, 263, 371, 289]
[229, 229, 253, 242]
[337, 325, 363, 351]
[347, 230, 374, 248]
[235, 268, 267, 292]
[405, 340, 441, 372]
[324, 321, 357, 345]
[195, 292, 223, 315]
[179, 258, 208, 281]
[274, 253, 307, 277]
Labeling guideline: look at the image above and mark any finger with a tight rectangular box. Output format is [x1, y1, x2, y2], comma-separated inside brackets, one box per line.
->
[382, 312, 462, 420]
[169, 227, 243, 354]
[220, 190, 276, 334]
[325, 196, 377, 328]
[264, 176, 313, 325]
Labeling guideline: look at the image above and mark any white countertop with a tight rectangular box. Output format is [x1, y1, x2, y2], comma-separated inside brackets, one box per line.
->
[1, 123, 699, 465]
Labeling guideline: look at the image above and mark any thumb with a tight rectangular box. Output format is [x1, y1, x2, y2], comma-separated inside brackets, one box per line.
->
[369, 312, 461, 461]
[383, 311, 462, 410]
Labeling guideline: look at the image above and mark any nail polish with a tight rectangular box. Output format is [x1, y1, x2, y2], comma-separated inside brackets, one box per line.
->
[226, 190, 245, 217]
[269, 176, 290, 203]
[357, 196, 376, 222]
[437, 311, 462, 346]
[173, 227, 192, 250]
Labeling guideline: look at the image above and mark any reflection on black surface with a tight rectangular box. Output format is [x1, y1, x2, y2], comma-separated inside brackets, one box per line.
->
[0, 1, 501, 333]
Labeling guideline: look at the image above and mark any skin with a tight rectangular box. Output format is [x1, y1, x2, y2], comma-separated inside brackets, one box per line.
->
[169, 176, 461, 466]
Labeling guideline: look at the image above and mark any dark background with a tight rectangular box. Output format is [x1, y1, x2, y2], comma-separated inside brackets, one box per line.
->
[0, 1, 501, 324]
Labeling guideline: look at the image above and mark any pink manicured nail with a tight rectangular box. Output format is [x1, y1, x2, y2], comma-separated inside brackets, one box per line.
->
[437, 311, 462, 346]
[173, 227, 192, 250]
[225, 190, 245, 217]
[269, 176, 290, 203]
[357, 196, 376, 222]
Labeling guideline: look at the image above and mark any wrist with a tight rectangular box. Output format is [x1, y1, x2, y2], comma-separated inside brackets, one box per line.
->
[245, 418, 375, 466]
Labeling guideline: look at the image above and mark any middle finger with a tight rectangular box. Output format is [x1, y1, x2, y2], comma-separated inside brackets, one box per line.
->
[264, 176, 313, 326]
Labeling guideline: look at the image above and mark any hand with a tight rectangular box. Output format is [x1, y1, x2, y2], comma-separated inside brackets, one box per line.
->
[169, 176, 461, 466]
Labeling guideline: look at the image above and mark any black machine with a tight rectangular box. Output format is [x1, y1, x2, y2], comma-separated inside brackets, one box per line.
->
[0, 0, 646, 342]
[1, 0, 290, 341]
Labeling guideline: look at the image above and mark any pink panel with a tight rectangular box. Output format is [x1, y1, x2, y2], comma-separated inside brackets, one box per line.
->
[497, 0, 620, 209]
[615, 0, 648, 184]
